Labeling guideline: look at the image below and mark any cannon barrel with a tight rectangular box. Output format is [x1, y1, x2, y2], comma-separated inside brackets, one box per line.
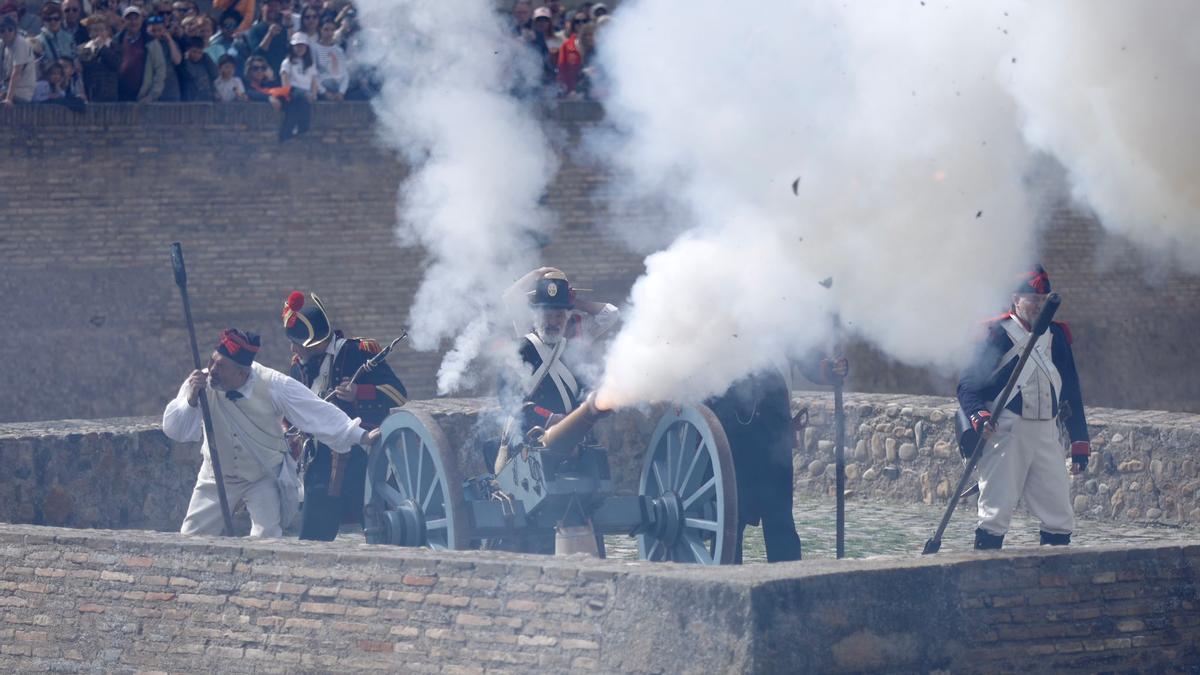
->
[538, 393, 612, 452]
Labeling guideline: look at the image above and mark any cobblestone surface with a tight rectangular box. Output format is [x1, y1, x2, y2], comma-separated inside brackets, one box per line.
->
[604, 494, 1200, 562]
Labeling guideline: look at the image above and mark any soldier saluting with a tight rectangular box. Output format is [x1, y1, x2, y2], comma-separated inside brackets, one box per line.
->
[957, 264, 1090, 550]
[499, 267, 619, 438]
[282, 291, 409, 542]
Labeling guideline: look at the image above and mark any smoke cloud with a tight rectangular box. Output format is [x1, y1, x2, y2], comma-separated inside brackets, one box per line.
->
[595, 1, 1038, 406]
[1007, 1, 1200, 271]
[354, 0, 556, 393]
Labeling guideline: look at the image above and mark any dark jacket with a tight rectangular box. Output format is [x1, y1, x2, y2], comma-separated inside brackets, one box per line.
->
[290, 334, 408, 431]
[81, 41, 121, 102]
[177, 53, 218, 101]
[957, 314, 1089, 443]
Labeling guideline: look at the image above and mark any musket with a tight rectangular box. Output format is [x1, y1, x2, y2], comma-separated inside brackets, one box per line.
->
[922, 294, 1062, 554]
[290, 333, 408, 496]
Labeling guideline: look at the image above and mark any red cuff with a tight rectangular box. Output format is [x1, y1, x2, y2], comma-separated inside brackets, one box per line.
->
[533, 406, 553, 420]
[1071, 441, 1091, 457]
[356, 384, 377, 400]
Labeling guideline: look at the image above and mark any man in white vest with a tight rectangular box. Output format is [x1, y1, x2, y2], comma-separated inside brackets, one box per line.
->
[957, 265, 1090, 550]
[163, 328, 380, 537]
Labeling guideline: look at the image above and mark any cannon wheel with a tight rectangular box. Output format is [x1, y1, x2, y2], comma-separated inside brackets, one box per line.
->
[637, 404, 738, 565]
[364, 408, 470, 551]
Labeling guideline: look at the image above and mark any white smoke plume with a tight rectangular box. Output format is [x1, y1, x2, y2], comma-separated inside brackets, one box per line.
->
[1007, 1, 1200, 271]
[354, 0, 557, 393]
[595, 1, 1038, 407]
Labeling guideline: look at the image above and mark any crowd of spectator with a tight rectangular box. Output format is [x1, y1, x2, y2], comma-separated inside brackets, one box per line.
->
[509, 0, 611, 100]
[1, 0, 612, 128]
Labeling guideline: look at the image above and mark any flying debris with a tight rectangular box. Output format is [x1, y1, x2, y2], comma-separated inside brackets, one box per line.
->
[975, 211, 983, 218]
[818, 277, 834, 289]
[791, 177, 801, 195]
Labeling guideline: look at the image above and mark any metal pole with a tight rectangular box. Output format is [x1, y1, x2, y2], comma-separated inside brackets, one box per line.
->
[833, 374, 846, 559]
[170, 243, 236, 536]
[922, 293, 1061, 554]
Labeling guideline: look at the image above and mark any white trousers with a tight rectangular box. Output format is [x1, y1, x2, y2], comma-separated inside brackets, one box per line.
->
[180, 471, 282, 538]
[976, 415, 1073, 537]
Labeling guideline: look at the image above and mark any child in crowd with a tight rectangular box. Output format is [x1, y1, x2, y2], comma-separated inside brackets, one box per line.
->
[214, 53, 245, 101]
[32, 61, 66, 102]
[57, 55, 85, 101]
[177, 35, 218, 101]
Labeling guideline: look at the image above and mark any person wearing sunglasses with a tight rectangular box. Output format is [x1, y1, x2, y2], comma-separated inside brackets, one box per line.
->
[61, 0, 88, 46]
[33, 1, 78, 73]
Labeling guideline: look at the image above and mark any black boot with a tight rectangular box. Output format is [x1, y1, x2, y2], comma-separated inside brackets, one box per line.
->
[1040, 530, 1071, 546]
[974, 528, 1005, 550]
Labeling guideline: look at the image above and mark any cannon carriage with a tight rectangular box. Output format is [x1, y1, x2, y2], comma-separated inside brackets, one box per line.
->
[361, 396, 742, 564]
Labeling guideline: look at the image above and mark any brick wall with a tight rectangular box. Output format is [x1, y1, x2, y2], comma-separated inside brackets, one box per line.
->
[1, 103, 1199, 424]
[0, 524, 1195, 673]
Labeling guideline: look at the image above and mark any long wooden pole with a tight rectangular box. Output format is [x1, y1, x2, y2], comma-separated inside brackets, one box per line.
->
[171, 243, 235, 536]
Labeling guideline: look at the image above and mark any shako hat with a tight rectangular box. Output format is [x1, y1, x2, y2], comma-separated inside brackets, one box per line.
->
[528, 271, 575, 310]
[1014, 264, 1052, 295]
[282, 291, 332, 347]
[217, 329, 261, 366]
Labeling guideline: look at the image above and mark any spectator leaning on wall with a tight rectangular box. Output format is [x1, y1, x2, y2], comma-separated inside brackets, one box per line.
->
[78, 13, 119, 101]
[146, 14, 181, 101]
[177, 35, 217, 101]
[1, 15, 37, 104]
[114, 5, 166, 102]
[213, 52, 244, 101]
[311, 17, 346, 101]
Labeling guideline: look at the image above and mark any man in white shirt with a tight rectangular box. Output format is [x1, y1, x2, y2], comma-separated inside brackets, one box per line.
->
[1, 16, 37, 104]
[163, 328, 380, 537]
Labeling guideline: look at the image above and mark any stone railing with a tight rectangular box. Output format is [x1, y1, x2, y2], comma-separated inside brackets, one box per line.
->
[2, 393, 1198, 534]
[792, 392, 1200, 526]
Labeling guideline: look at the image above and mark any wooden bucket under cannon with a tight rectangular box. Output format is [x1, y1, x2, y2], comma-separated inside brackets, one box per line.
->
[362, 395, 741, 564]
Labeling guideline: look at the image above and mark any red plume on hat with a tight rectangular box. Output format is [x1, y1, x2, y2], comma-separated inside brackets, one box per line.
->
[217, 329, 261, 366]
[1014, 264, 1052, 295]
[283, 291, 305, 327]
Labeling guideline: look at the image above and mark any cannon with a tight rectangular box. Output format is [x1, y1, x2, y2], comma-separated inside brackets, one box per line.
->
[362, 396, 741, 564]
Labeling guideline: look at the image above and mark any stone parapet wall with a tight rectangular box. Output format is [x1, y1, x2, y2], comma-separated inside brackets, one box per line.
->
[0, 398, 651, 533]
[0, 524, 1195, 673]
[790, 392, 1200, 527]
[2, 394, 1198, 537]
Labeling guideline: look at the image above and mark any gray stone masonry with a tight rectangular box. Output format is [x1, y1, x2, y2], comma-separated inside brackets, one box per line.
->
[791, 392, 1200, 527]
[2, 393, 1199, 534]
